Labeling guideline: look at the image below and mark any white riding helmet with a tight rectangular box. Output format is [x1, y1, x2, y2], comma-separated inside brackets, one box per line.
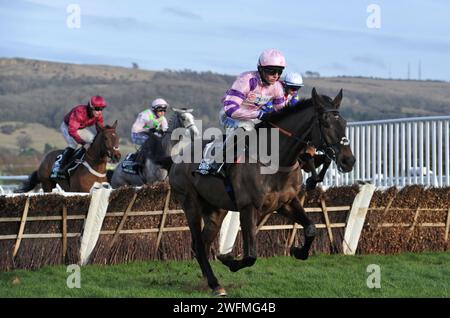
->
[282, 72, 304, 88]
[151, 98, 169, 111]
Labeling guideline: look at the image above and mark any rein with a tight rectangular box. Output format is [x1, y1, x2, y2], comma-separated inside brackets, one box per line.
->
[268, 121, 311, 145]
[268, 108, 344, 159]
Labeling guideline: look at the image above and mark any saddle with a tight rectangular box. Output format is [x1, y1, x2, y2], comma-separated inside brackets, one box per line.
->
[195, 135, 247, 178]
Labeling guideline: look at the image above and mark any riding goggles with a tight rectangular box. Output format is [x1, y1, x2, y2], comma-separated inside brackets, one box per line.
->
[286, 85, 302, 92]
[263, 67, 284, 76]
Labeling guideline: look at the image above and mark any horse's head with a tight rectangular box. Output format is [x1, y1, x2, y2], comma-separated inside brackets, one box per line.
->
[311, 88, 355, 172]
[95, 120, 121, 164]
[172, 107, 200, 138]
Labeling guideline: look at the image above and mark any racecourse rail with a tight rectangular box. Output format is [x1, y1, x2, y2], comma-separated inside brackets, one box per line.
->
[318, 116, 450, 188]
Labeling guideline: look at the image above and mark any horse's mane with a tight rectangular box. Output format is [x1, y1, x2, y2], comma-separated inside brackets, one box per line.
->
[264, 98, 314, 123]
[138, 133, 164, 162]
[265, 95, 336, 123]
[167, 112, 180, 132]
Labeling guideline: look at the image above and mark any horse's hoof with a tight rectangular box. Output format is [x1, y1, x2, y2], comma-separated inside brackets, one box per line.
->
[229, 261, 241, 272]
[217, 253, 234, 264]
[290, 246, 309, 260]
[212, 286, 227, 297]
[305, 178, 317, 191]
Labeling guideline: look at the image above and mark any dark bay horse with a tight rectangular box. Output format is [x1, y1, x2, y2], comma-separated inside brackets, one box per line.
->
[16, 121, 121, 193]
[169, 88, 355, 296]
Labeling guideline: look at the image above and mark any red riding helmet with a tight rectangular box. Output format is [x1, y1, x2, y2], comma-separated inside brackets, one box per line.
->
[89, 95, 107, 109]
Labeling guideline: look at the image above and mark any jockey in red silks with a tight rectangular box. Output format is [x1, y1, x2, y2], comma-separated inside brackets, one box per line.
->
[50, 95, 107, 180]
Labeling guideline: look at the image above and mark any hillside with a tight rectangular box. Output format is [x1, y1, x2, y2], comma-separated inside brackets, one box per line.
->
[1, 58, 449, 142]
[0, 121, 137, 176]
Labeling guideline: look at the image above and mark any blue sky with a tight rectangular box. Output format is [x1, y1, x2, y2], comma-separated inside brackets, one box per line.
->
[1, 0, 450, 81]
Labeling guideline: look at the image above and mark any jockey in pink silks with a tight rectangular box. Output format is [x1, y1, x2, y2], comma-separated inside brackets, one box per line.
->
[196, 48, 288, 177]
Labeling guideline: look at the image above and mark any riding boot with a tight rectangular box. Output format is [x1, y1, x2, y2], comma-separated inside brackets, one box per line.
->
[195, 128, 245, 178]
[50, 147, 75, 180]
[194, 141, 225, 177]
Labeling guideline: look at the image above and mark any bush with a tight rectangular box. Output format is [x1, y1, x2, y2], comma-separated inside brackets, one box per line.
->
[0, 124, 15, 135]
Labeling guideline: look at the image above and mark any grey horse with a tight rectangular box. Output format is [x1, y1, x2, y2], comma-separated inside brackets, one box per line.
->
[110, 108, 199, 188]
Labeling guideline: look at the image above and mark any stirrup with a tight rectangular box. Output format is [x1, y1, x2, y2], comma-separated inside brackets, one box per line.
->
[206, 162, 226, 178]
[212, 163, 226, 178]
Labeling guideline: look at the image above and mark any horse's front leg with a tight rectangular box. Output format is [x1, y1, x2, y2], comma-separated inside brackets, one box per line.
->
[278, 196, 316, 260]
[305, 154, 331, 191]
[315, 155, 331, 182]
[303, 156, 319, 191]
[218, 206, 257, 272]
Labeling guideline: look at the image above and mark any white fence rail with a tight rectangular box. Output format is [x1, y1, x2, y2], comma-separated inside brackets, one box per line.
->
[320, 116, 450, 187]
[0, 175, 28, 194]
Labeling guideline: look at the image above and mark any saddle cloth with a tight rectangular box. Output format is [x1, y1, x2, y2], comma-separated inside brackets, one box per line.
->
[121, 153, 140, 175]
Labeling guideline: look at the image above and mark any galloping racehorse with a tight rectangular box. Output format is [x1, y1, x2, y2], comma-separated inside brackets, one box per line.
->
[169, 88, 355, 296]
[110, 108, 199, 188]
[15, 121, 121, 193]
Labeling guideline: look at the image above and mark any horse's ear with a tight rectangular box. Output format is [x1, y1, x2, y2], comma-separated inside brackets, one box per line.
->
[333, 89, 343, 109]
[112, 120, 118, 129]
[312, 87, 325, 111]
[185, 108, 194, 113]
[312, 87, 318, 99]
[172, 107, 181, 112]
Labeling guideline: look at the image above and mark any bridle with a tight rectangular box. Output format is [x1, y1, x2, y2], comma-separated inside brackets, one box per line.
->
[88, 128, 120, 162]
[313, 110, 350, 162]
[268, 108, 349, 163]
[166, 112, 195, 133]
[102, 128, 121, 160]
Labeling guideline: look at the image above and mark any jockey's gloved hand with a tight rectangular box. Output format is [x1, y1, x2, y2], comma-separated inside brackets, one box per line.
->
[260, 104, 274, 113]
[257, 110, 269, 121]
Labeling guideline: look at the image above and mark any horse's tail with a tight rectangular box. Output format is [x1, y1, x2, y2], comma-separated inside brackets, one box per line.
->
[14, 170, 40, 193]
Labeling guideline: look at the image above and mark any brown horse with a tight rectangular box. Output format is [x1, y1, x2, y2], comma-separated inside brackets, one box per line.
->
[169, 88, 355, 296]
[16, 121, 121, 193]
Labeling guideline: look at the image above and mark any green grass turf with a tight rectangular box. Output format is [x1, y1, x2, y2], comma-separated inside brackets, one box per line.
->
[0, 252, 449, 298]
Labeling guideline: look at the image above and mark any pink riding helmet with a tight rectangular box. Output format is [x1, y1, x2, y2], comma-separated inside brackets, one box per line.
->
[257, 48, 286, 68]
